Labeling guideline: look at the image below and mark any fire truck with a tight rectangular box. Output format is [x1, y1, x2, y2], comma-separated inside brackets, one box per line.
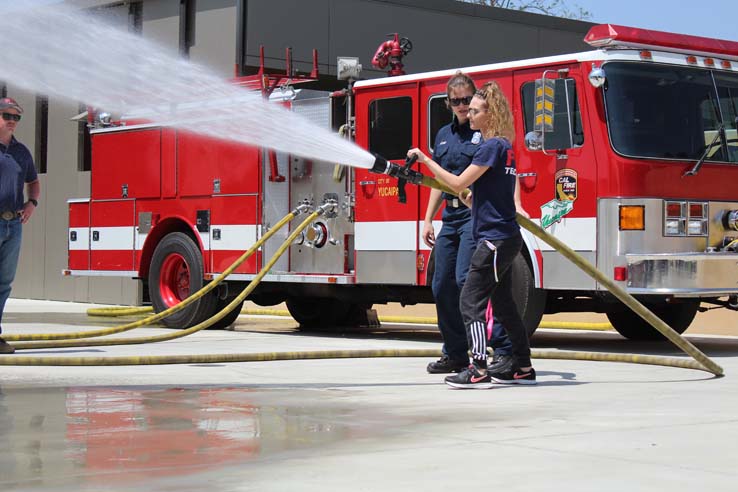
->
[66, 24, 738, 339]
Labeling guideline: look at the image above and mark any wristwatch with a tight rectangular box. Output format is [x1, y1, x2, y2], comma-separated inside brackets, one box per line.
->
[28, 198, 38, 207]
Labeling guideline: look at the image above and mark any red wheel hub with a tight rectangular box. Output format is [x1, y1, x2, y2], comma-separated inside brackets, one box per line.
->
[159, 253, 190, 307]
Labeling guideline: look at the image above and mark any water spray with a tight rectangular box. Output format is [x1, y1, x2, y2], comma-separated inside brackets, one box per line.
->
[0, 3, 376, 168]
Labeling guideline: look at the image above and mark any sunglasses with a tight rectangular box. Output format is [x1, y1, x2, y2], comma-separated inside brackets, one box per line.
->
[449, 96, 473, 107]
[467, 107, 487, 116]
[2, 113, 21, 122]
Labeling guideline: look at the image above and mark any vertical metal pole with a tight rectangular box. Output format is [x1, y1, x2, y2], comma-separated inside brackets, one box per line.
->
[235, 0, 248, 76]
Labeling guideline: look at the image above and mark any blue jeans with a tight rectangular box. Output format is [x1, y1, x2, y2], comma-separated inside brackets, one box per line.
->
[432, 209, 511, 361]
[0, 218, 22, 332]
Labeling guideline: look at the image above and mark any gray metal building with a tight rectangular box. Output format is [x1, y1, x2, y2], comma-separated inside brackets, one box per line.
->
[5, 0, 593, 305]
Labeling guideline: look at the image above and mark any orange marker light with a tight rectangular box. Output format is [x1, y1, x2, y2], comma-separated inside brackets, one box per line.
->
[639, 50, 652, 60]
[619, 205, 645, 230]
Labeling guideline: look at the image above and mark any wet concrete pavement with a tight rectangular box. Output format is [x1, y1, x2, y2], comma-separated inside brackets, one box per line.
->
[1, 299, 737, 491]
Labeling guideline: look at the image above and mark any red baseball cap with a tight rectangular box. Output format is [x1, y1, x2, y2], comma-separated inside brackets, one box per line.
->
[0, 97, 23, 114]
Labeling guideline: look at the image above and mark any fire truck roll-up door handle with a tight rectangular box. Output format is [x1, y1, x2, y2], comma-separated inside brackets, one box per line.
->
[517, 172, 537, 190]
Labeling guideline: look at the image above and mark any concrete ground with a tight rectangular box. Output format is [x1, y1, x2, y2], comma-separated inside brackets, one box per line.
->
[1, 298, 737, 491]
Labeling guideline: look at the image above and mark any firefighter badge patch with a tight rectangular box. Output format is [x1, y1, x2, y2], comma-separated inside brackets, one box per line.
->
[554, 168, 577, 201]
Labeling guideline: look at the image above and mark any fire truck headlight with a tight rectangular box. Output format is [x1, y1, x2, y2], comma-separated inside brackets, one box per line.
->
[664, 219, 685, 236]
[688, 219, 707, 236]
[588, 66, 606, 88]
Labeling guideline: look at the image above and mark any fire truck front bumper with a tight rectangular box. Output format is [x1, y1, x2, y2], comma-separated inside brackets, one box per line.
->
[624, 252, 738, 296]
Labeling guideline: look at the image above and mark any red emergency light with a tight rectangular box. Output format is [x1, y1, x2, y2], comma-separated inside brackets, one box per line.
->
[584, 24, 738, 61]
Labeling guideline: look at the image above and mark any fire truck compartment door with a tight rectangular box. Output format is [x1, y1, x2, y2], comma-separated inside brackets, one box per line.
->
[91, 129, 162, 200]
[177, 132, 260, 198]
[90, 200, 135, 271]
[68, 200, 90, 271]
[354, 87, 419, 284]
[209, 195, 259, 275]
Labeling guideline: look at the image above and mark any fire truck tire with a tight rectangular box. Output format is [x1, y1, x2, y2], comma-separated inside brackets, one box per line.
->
[286, 298, 350, 328]
[606, 300, 699, 340]
[510, 253, 546, 337]
[149, 232, 218, 329]
[207, 298, 244, 330]
[338, 303, 374, 327]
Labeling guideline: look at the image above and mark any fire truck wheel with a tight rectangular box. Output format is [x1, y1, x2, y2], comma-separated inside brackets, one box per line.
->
[338, 303, 374, 327]
[208, 299, 244, 330]
[149, 232, 218, 329]
[286, 298, 351, 329]
[510, 253, 546, 338]
[606, 300, 699, 340]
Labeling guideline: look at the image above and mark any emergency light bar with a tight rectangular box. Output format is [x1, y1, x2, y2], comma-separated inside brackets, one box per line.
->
[584, 24, 738, 61]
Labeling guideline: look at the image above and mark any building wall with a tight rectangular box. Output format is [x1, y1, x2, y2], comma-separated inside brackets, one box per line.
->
[11, 0, 592, 305]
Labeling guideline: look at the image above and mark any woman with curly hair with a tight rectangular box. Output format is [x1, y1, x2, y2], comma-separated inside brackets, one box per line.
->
[422, 71, 517, 376]
[408, 81, 535, 389]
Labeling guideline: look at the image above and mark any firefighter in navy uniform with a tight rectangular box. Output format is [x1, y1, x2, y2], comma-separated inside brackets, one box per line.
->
[0, 97, 40, 354]
[422, 72, 525, 374]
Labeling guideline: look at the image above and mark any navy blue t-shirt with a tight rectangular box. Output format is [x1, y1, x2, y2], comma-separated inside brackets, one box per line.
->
[432, 119, 482, 205]
[470, 137, 519, 241]
[0, 136, 37, 212]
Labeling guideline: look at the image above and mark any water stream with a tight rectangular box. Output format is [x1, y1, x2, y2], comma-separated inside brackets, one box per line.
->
[0, 2, 376, 169]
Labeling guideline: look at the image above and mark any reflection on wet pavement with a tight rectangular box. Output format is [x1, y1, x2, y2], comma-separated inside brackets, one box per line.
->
[0, 386, 383, 490]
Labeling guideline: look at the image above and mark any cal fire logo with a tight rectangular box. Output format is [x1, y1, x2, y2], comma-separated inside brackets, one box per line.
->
[540, 168, 577, 230]
[554, 168, 577, 201]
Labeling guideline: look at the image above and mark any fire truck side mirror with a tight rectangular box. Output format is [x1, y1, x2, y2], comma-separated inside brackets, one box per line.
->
[524, 131, 543, 151]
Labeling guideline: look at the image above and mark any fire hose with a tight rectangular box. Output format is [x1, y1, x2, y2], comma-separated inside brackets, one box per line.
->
[0, 156, 725, 376]
[87, 306, 614, 331]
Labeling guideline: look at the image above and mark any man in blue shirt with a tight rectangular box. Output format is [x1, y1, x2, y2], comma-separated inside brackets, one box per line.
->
[0, 97, 40, 354]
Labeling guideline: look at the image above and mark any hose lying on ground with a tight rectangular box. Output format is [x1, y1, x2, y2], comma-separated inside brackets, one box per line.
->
[6, 209, 322, 351]
[2, 207, 301, 342]
[0, 183, 725, 377]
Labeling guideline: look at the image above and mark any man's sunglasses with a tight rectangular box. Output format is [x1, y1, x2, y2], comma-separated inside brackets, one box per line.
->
[449, 96, 473, 107]
[2, 113, 21, 122]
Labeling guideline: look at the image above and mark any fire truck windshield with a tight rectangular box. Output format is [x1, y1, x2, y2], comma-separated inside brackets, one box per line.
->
[603, 62, 738, 164]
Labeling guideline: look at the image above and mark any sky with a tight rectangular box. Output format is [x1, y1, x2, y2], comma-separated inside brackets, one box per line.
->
[576, 0, 738, 41]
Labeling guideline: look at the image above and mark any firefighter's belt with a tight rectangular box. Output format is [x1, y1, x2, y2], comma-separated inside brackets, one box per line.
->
[1, 211, 20, 220]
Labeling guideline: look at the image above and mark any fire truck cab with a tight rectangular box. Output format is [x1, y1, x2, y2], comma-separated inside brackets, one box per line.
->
[67, 24, 738, 339]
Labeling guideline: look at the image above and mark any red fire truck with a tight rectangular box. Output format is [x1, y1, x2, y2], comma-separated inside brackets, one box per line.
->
[67, 24, 738, 339]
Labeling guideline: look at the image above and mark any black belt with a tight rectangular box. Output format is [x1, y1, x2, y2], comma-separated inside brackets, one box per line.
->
[446, 198, 466, 209]
[1, 211, 20, 221]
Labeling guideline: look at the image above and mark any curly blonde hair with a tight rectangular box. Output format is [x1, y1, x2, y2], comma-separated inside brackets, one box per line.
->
[475, 81, 514, 141]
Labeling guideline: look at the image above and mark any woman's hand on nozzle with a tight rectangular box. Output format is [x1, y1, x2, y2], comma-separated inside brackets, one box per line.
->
[407, 148, 428, 164]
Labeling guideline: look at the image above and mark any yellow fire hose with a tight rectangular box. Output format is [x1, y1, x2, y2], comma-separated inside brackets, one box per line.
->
[0, 180, 725, 377]
[85, 307, 614, 331]
[4, 209, 322, 352]
[1, 207, 301, 342]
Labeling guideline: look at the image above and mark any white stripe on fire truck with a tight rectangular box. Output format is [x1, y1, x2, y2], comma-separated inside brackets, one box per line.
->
[90, 226, 134, 250]
[355, 221, 417, 251]
[82, 225, 257, 251]
[68, 227, 90, 250]
[531, 217, 596, 251]
[208, 224, 258, 250]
